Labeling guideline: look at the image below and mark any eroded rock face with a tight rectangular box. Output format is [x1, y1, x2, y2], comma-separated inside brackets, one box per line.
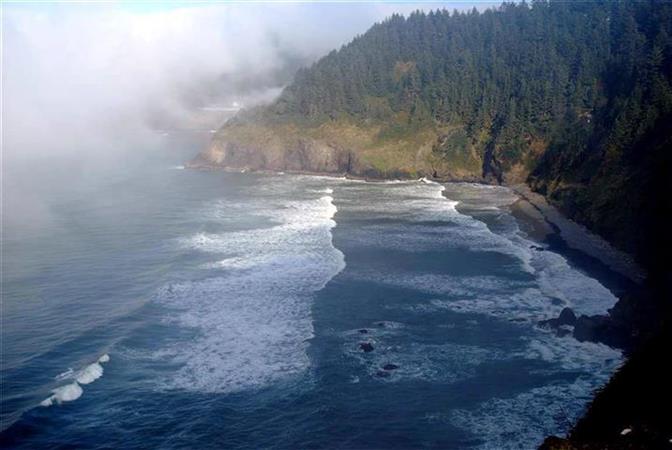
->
[188, 120, 489, 181]
[283, 139, 352, 173]
[191, 135, 354, 175]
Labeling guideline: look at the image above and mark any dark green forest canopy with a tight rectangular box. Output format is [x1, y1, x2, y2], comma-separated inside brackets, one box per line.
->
[266, 1, 671, 134]
[230, 0, 672, 267]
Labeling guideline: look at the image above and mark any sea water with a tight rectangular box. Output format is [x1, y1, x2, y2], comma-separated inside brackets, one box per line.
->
[1, 133, 627, 449]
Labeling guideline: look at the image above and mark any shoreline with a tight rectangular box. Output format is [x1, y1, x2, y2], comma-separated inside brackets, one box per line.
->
[510, 184, 645, 285]
[184, 160, 488, 184]
[184, 160, 662, 448]
[186, 161, 644, 286]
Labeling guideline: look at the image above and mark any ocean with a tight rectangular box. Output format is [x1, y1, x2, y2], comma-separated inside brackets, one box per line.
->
[1, 132, 627, 449]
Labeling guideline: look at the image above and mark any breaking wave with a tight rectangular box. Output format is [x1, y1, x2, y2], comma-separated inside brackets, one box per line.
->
[154, 180, 345, 393]
[40, 354, 110, 407]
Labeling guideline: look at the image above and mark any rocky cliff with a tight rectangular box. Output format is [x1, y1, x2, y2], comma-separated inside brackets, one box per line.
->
[189, 119, 485, 181]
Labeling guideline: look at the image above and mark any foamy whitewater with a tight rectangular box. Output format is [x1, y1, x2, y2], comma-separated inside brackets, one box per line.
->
[157, 183, 344, 392]
[39, 355, 110, 407]
[1, 158, 628, 449]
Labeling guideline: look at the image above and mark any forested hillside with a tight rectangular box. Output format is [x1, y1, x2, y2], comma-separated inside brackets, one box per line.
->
[273, 0, 617, 182]
[194, 0, 671, 269]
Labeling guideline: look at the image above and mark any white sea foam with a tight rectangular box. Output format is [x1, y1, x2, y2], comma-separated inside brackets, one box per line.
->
[447, 330, 621, 449]
[450, 377, 607, 449]
[521, 334, 622, 372]
[40, 383, 83, 407]
[41, 354, 111, 407]
[336, 181, 535, 272]
[310, 187, 334, 194]
[347, 339, 500, 384]
[202, 255, 264, 270]
[341, 318, 503, 384]
[158, 175, 619, 439]
[76, 362, 104, 385]
[338, 180, 617, 317]
[419, 176, 440, 185]
[157, 183, 344, 393]
[331, 179, 621, 443]
[326, 180, 621, 448]
[532, 249, 618, 316]
[55, 368, 74, 381]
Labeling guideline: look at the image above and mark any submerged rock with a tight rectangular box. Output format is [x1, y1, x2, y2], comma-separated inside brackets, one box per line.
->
[359, 342, 374, 353]
[382, 364, 399, 371]
[358, 329, 368, 334]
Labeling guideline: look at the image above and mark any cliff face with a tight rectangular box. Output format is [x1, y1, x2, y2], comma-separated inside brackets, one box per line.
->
[191, 126, 352, 175]
[190, 120, 484, 180]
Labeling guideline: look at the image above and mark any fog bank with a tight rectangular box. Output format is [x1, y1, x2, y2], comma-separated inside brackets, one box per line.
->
[3, 3, 460, 164]
[1, 2, 491, 234]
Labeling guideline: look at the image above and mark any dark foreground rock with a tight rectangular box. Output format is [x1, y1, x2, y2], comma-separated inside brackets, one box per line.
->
[540, 323, 672, 449]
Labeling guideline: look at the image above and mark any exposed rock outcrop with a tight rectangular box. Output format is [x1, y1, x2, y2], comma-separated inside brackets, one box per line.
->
[189, 132, 353, 175]
[188, 120, 486, 181]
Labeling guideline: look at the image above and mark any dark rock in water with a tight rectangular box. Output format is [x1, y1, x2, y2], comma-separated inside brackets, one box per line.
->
[557, 307, 577, 326]
[574, 315, 611, 342]
[539, 307, 577, 331]
[537, 312, 632, 348]
[382, 364, 399, 371]
[359, 342, 374, 352]
[374, 322, 386, 328]
[358, 329, 368, 334]
[573, 313, 632, 348]
[375, 370, 391, 378]
[538, 436, 569, 449]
